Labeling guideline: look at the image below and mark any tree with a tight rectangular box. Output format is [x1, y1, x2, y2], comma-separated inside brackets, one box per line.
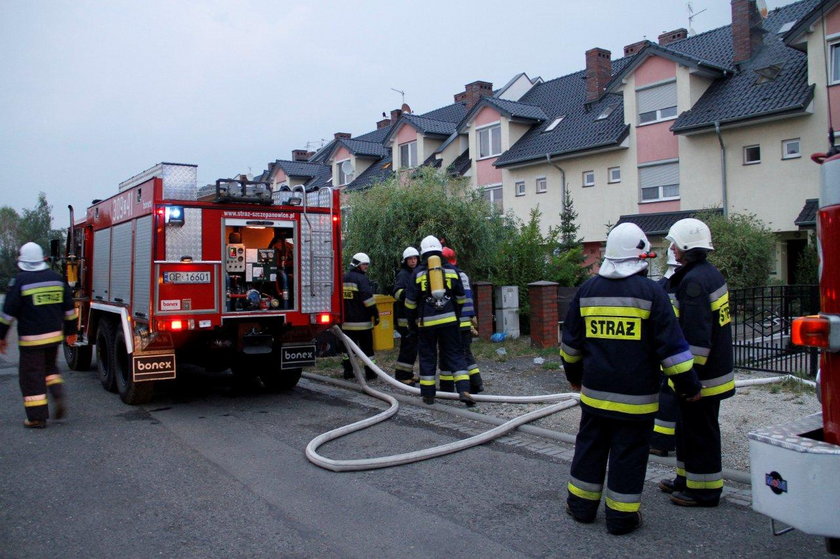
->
[0, 193, 62, 291]
[343, 167, 507, 292]
[698, 210, 776, 289]
[556, 184, 590, 286]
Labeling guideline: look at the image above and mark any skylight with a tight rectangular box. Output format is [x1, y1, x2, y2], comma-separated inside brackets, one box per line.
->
[544, 116, 565, 132]
[777, 21, 795, 34]
[596, 104, 618, 120]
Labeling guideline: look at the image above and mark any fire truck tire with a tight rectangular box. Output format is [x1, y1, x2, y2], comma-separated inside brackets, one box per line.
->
[261, 368, 302, 392]
[64, 341, 93, 371]
[96, 322, 117, 393]
[113, 329, 154, 405]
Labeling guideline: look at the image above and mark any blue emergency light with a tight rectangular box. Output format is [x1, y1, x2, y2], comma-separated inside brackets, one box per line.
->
[164, 205, 185, 225]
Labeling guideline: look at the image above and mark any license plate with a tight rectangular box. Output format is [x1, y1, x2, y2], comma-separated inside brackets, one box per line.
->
[163, 271, 211, 284]
[280, 344, 316, 369]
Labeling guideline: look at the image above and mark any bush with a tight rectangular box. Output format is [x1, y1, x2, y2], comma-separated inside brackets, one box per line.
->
[343, 167, 507, 292]
[698, 210, 775, 289]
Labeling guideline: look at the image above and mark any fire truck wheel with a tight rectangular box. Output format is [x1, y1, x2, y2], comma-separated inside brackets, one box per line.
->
[261, 368, 302, 392]
[112, 328, 154, 405]
[96, 322, 117, 393]
[64, 340, 92, 371]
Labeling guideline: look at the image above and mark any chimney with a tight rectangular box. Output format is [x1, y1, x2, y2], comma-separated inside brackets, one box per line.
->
[377, 118, 391, 129]
[731, 0, 766, 65]
[623, 40, 649, 57]
[658, 28, 688, 46]
[454, 80, 493, 110]
[585, 48, 612, 103]
[292, 149, 314, 162]
[334, 132, 351, 140]
[390, 109, 402, 123]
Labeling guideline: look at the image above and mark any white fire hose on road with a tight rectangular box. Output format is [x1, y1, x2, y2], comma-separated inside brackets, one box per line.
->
[305, 326, 815, 473]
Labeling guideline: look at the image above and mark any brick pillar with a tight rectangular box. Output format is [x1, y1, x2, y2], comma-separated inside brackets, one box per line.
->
[528, 281, 559, 348]
[473, 281, 494, 341]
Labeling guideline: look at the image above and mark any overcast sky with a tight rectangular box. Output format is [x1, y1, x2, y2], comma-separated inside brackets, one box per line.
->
[1, 0, 792, 229]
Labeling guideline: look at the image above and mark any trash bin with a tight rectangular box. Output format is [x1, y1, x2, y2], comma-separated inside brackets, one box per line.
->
[372, 294, 395, 351]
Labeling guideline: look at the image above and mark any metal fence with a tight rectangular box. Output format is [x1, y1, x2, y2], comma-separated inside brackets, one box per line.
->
[730, 284, 820, 377]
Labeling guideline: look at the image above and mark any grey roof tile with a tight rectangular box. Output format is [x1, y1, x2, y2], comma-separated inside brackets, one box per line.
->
[616, 208, 723, 236]
[671, 0, 819, 133]
[346, 155, 394, 191]
[795, 198, 818, 227]
[482, 97, 548, 121]
[336, 138, 388, 158]
[494, 57, 633, 167]
[402, 114, 458, 136]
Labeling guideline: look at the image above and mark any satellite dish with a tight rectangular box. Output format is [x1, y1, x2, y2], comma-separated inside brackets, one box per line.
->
[340, 160, 355, 182]
[401, 103, 412, 114]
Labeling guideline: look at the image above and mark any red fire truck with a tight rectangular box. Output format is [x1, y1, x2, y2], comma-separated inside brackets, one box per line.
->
[58, 163, 343, 404]
[749, 150, 840, 554]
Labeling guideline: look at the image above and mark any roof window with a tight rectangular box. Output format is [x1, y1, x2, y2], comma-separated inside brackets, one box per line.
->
[544, 116, 565, 132]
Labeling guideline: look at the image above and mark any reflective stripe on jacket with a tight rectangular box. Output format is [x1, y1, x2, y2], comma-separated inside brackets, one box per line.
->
[560, 273, 700, 420]
[404, 261, 465, 329]
[667, 257, 735, 401]
[342, 268, 378, 331]
[0, 269, 77, 346]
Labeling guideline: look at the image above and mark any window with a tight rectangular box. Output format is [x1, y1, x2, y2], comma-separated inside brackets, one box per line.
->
[337, 159, 354, 185]
[743, 145, 761, 165]
[582, 170, 595, 187]
[482, 184, 503, 211]
[515, 180, 526, 196]
[639, 161, 679, 202]
[399, 141, 417, 169]
[544, 116, 565, 132]
[831, 42, 840, 84]
[478, 124, 502, 158]
[536, 177, 547, 194]
[782, 138, 801, 160]
[637, 81, 677, 125]
[608, 167, 621, 183]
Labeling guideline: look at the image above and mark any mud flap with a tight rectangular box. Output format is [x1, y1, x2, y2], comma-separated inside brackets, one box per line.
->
[133, 353, 177, 382]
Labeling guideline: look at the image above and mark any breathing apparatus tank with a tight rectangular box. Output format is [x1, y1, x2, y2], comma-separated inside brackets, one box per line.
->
[426, 254, 446, 300]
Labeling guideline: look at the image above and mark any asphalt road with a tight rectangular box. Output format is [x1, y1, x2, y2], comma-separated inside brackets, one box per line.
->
[0, 336, 830, 558]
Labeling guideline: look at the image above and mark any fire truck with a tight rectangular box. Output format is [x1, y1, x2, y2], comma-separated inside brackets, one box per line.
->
[748, 150, 840, 554]
[58, 163, 343, 404]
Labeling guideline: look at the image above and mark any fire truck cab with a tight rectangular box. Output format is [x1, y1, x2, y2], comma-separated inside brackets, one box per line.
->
[61, 163, 342, 404]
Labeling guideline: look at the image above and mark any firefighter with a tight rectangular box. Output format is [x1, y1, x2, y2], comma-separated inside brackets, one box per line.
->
[392, 246, 420, 385]
[650, 244, 681, 457]
[341, 253, 379, 381]
[438, 246, 483, 394]
[561, 223, 701, 535]
[659, 218, 735, 508]
[404, 235, 474, 407]
[0, 242, 78, 428]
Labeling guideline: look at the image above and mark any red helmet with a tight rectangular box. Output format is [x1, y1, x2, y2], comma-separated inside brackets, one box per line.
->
[441, 246, 457, 265]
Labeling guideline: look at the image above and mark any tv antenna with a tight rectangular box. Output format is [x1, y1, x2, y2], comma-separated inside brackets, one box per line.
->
[391, 88, 406, 105]
[687, 2, 706, 36]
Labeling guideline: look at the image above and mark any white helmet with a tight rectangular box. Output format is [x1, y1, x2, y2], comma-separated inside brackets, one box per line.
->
[666, 218, 713, 251]
[351, 252, 370, 267]
[402, 246, 419, 262]
[420, 235, 442, 257]
[18, 241, 48, 272]
[599, 223, 650, 279]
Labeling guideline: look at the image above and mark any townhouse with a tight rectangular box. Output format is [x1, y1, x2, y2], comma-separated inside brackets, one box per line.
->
[258, 0, 840, 283]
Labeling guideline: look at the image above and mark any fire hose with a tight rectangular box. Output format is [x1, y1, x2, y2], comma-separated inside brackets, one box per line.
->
[305, 326, 815, 473]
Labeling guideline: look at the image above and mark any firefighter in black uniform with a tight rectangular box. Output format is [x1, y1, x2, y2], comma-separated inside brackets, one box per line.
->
[650, 244, 680, 457]
[341, 253, 379, 381]
[0, 242, 78, 428]
[438, 246, 483, 394]
[561, 224, 701, 535]
[659, 218, 735, 508]
[393, 246, 420, 385]
[404, 235, 474, 407]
